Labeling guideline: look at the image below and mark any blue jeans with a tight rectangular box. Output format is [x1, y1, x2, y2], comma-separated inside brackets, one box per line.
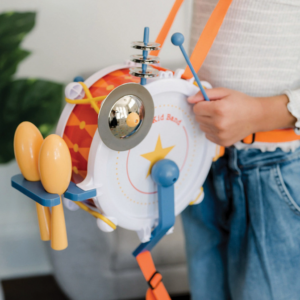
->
[182, 146, 300, 300]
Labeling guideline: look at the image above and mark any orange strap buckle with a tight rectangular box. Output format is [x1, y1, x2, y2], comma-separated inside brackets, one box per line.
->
[242, 133, 256, 144]
[136, 251, 171, 300]
[148, 271, 163, 290]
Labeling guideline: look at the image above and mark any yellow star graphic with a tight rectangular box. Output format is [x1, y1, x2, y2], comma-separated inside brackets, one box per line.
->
[141, 135, 175, 178]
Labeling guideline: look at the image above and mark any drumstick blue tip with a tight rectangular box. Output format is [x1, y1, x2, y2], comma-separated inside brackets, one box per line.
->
[171, 33, 209, 101]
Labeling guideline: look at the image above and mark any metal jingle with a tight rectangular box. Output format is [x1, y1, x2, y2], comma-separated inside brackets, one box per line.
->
[129, 67, 159, 78]
[98, 83, 154, 151]
[130, 54, 160, 65]
[132, 41, 161, 51]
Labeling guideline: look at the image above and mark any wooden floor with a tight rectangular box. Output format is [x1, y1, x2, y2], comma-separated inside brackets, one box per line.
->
[1, 275, 190, 300]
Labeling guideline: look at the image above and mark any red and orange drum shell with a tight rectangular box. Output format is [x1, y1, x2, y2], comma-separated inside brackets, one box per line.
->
[62, 68, 139, 184]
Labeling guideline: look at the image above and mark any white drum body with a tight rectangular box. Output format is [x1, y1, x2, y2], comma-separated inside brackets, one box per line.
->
[57, 64, 216, 238]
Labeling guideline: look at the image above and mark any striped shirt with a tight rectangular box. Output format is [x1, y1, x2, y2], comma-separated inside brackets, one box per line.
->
[191, 0, 300, 151]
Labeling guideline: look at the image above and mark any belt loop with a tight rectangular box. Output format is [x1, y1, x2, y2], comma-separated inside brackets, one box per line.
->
[228, 146, 240, 174]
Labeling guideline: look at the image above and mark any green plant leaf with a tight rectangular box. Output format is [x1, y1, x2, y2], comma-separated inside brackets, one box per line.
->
[0, 12, 35, 92]
[0, 79, 63, 163]
[0, 11, 63, 164]
[0, 48, 30, 92]
[0, 12, 36, 51]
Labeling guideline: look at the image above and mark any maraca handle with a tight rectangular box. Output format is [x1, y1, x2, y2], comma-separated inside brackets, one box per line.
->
[35, 203, 51, 241]
[51, 196, 68, 250]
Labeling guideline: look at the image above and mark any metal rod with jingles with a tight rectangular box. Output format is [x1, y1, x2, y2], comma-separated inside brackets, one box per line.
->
[130, 27, 160, 85]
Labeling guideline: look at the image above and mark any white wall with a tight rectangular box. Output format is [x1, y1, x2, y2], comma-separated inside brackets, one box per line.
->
[0, 0, 193, 279]
[1, 0, 193, 83]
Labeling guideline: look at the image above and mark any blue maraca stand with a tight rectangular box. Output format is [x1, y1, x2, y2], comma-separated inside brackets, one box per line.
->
[11, 174, 97, 206]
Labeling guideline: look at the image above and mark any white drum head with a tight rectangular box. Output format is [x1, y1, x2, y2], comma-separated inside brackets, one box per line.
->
[78, 77, 216, 232]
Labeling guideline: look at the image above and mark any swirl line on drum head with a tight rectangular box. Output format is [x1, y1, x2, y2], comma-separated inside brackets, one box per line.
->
[126, 150, 157, 195]
[181, 126, 189, 172]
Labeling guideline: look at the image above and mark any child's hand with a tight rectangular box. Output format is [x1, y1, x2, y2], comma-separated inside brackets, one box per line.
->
[188, 88, 294, 147]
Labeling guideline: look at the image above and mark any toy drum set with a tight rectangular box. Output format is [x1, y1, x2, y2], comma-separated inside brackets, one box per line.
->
[11, 0, 232, 298]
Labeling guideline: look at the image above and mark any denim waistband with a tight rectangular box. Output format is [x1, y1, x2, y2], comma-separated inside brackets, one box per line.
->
[225, 146, 300, 170]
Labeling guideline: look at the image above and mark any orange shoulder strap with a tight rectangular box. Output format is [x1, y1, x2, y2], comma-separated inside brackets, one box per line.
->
[150, 0, 232, 78]
[136, 251, 171, 300]
[182, 0, 232, 79]
[150, 0, 185, 57]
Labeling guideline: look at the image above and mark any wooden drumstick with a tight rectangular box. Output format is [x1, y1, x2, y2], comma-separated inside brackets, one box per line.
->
[14, 122, 51, 241]
[39, 134, 72, 250]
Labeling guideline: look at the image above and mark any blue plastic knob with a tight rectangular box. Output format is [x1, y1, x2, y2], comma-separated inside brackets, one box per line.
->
[171, 32, 184, 46]
[73, 76, 84, 82]
[151, 159, 179, 187]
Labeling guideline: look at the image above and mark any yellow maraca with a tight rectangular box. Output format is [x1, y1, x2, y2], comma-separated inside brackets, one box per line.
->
[126, 112, 140, 127]
[39, 134, 71, 250]
[14, 122, 51, 241]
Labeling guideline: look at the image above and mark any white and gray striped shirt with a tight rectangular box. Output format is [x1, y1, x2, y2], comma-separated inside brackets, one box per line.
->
[191, 0, 300, 151]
